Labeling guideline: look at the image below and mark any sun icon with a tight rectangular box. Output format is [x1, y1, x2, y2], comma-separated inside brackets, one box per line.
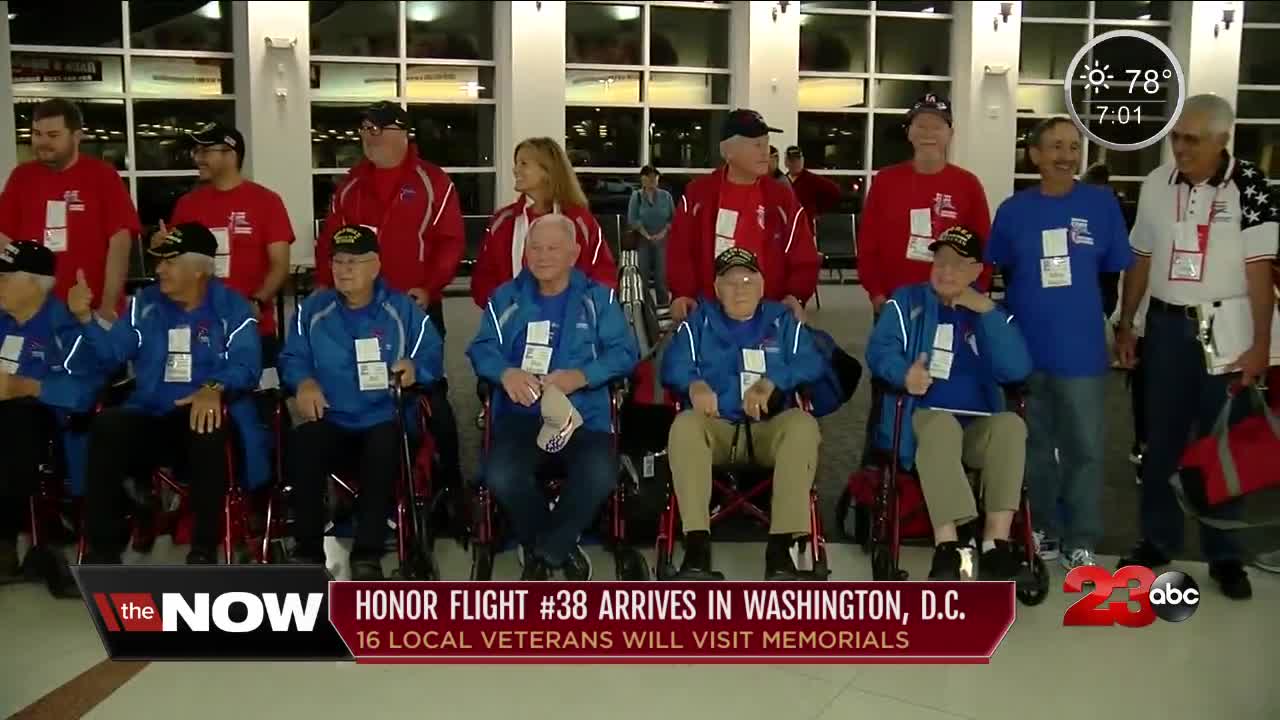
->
[1080, 62, 1114, 90]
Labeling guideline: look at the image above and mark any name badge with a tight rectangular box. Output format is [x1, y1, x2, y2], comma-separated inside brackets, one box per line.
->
[358, 361, 389, 392]
[740, 371, 763, 399]
[521, 344, 553, 375]
[354, 337, 381, 363]
[928, 349, 954, 380]
[909, 208, 932, 238]
[45, 200, 67, 229]
[933, 323, 953, 351]
[1174, 221, 1203, 252]
[214, 256, 231, 278]
[1170, 252, 1205, 282]
[43, 228, 68, 253]
[742, 348, 766, 373]
[715, 208, 739, 238]
[0, 334, 24, 362]
[168, 326, 192, 353]
[906, 235, 934, 262]
[212, 228, 231, 254]
[165, 353, 193, 383]
[1040, 256, 1073, 288]
[527, 320, 552, 346]
[714, 234, 734, 258]
[1041, 228, 1069, 257]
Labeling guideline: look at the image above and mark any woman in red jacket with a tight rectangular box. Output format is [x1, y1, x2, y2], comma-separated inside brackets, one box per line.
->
[470, 137, 617, 308]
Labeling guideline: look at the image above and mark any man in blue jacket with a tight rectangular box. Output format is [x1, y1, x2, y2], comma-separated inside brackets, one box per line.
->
[467, 214, 639, 581]
[0, 241, 104, 594]
[662, 247, 824, 581]
[867, 226, 1032, 581]
[280, 225, 443, 580]
[74, 223, 264, 565]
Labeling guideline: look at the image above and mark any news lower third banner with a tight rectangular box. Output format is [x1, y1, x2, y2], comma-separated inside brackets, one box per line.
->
[74, 567, 1016, 664]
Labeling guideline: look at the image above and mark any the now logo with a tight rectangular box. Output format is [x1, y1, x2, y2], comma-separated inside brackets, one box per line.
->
[93, 592, 324, 633]
[1063, 566, 1200, 627]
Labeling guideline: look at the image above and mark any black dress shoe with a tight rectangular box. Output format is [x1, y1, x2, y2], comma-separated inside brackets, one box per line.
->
[1209, 561, 1252, 600]
[929, 542, 965, 580]
[1117, 540, 1170, 570]
[351, 558, 385, 581]
[521, 554, 552, 581]
[978, 540, 1019, 581]
[186, 547, 218, 565]
[764, 535, 802, 581]
[675, 532, 724, 580]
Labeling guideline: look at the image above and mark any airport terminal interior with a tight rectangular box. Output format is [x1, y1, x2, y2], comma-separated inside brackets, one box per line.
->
[1, 1, 1279, 718]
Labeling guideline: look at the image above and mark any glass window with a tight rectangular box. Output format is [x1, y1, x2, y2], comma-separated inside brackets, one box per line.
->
[310, 1, 399, 57]
[875, 79, 951, 110]
[1015, 82, 1086, 115]
[1015, 117, 1048, 174]
[799, 2, 869, 9]
[131, 57, 234, 96]
[1095, 24, 1168, 46]
[799, 77, 867, 110]
[565, 107, 643, 168]
[649, 172, 703, 204]
[1241, 30, 1280, 86]
[448, 172, 496, 216]
[1232, 125, 1280, 178]
[130, 1, 232, 52]
[1246, 3, 1280, 23]
[406, 66, 494, 101]
[876, 18, 949, 75]
[311, 103, 367, 169]
[11, 53, 124, 95]
[310, 63, 399, 101]
[797, 112, 868, 171]
[1087, 127, 1163, 177]
[13, 98, 129, 170]
[648, 109, 727, 169]
[566, 70, 643, 104]
[799, 14, 869, 73]
[1019, 24, 1086, 80]
[8, 1, 123, 47]
[1022, 2, 1088, 18]
[649, 73, 729, 106]
[1094, 1, 1170, 21]
[871, 113, 912, 169]
[1237, 91, 1280, 120]
[566, 4, 643, 66]
[137, 176, 200, 227]
[406, 104, 495, 167]
[132, 100, 235, 171]
[578, 174, 640, 218]
[313, 174, 343, 220]
[877, 1, 952, 12]
[406, 1, 493, 60]
[650, 8, 729, 68]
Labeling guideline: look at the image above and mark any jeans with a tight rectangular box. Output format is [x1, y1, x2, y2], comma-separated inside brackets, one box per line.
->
[291, 419, 399, 560]
[482, 415, 617, 566]
[1025, 372, 1107, 552]
[637, 237, 669, 306]
[0, 399, 55, 543]
[1139, 307, 1245, 564]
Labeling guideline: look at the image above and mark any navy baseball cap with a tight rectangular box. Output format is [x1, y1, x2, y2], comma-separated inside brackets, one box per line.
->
[721, 109, 781, 141]
[149, 222, 219, 260]
[906, 93, 953, 126]
[187, 122, 245, 154]
[331, 225, 379, 256]
[0, 240, 55, 277]
[929, 226, 981, 260]
[714, 247, 762, 275]
[361, 101, 410, 130]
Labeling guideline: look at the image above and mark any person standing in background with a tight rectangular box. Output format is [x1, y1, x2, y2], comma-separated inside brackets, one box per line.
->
[0, 99, 140, 320]
[784, 146, 841, 225]
[626, 166, 674, 306]
[769, 146, 794, 195]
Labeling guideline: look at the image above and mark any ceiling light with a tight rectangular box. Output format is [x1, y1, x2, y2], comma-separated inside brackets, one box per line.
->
[610, 6, 641, 22]
[407, 2, 442, 24]
[7, 13, 16, 20]
[196, 1, 221, 20]
[1137, 13, 1151, 20]
[921, 6, 935, 13]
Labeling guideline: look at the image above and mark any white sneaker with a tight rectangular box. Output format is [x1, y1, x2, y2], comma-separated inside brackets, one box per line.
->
[1033, 530, 1060, 561]
[1252, 549, 1280, 574]
[1061, 548, 1098, 571]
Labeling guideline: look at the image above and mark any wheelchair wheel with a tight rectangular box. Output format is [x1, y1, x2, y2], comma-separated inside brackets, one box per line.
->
[402, 499, 439, 581]
[836, 488, 869, 547]
[1016, 553, 1050, 606]
[471, 542, 495, 580]
[614, 546, 650, 581]
[871, 544, 905, 581]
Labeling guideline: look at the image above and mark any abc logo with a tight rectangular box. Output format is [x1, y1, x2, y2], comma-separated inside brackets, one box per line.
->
[1147, 571, 1200, 623]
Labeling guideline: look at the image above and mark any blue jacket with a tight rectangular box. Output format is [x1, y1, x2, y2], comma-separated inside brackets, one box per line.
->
[866, 283, 1032, 470]
[279, 279, 443, 431]
[80, 280, 270, 489]
[0, 295, 110, 495]
[467, 269, 638, 433]
[661, 300, 824, 422]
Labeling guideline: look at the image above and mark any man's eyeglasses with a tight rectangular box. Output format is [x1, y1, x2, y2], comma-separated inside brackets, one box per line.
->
[932, 256, 979, 272]
[359, 124, 405, 137]
[191, 146, 234, 157]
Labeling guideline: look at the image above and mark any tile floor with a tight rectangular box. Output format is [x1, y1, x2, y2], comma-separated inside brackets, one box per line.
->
[2, 540, 1277, 719]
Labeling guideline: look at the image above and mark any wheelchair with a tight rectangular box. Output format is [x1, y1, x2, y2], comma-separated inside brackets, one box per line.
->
[653, 390, 831, 581]
[467, 380, 650, 581]
[838, 379, 1050, 605]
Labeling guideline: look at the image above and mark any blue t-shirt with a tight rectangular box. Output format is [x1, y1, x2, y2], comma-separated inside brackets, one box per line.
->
[985, 183, 1132, 377]
[507, 288, 571, 415]
[921, 306, 990, 416]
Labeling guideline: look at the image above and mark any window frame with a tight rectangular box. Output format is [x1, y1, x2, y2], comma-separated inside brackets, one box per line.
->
[1238, 9, 1280, 185]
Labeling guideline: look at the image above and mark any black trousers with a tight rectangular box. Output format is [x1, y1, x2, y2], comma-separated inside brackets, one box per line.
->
[0, 399, 56, 542]
[292, 419, 399, 560]
[426, 301, 462, 490]
[85, 407, 230, 556]
[1129, 336, 1147, 451]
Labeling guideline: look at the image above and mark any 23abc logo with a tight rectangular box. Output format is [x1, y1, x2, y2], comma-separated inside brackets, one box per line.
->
[1062, 566, 1200, 627]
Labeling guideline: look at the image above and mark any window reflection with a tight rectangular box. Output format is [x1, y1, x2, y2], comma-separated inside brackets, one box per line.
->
[406, 1, 492, 59]
[1246, 2, 1280, 22]
[1087, 126, 1164, 177]
[876, 18, 949, 75]
[871, 113, 911, 169]
[799, 14, 868, 73]
[875, 80, 951, 110]
[1022, 1, 1088, 17]
[877, 1, 953, 11]
[797, 112, 868, 171]
[578, 174, 638, 221]
[8, 0, 123, 47]
[311, 103, 367, 169]
[310, 0, 399, 57]
[407, 104, 495, 167]
[130, 1, 232, 52]
[131, 57, 234, 96]
[12, 53, 124, 95]
[1229, 125, 1280, 178]
[649, 73, 729, 106]
[132, 99, 234, 171]
[1020, 24, 1085, 80]
[137, 176, 200, 228]
[1094, 1, 1170, 21]
[310, 63, 399, 101]
[650, 8, 728, 68]
[649, 109, 727, 169]
[14, 98, 129, 170]
[1237, 91, 1280, 120]
[1241, 30, 1280, 86]
[565, 107, 643, 168]
[448, 172, 497, 216]
[407, 66, 494, 101]
[567, 70, 642, 104]
[566, 4, 643, 66]
[799, 77, 867, 111]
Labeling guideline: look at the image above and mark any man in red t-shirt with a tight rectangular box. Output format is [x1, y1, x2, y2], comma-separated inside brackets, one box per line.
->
[858, 94, 993, 314]
[0, 99, 140, 320]
[154, 122, 294, 360]
[784, 146, 842, 222]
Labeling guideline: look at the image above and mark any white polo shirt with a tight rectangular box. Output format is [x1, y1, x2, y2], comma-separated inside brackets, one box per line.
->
[1129, 154, 1278, 306]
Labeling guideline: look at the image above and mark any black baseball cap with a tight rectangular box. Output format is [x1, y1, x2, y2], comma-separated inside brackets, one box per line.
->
[721, 109, 781, 141]
[149, 222, 218, 260]
[361, 101, 410, 130]
[906, 93, 953, 126]
[714, 247, 762, 276]
[187, 122, 245, 155]
[785, 145, 803, 158]
[331, 225, 379, 256]
[929, 226, 982, 260]
[0, 240, 55, 277]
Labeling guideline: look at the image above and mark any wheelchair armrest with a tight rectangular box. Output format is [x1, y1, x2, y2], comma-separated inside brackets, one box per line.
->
[1000, 381, 1029, 414]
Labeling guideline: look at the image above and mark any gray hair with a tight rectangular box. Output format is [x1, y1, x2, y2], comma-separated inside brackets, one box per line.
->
[14, 271, 54, 292]
[1183, 94, 1235, 137]
[177, 252, 216, 277]
[527, 213, 578, 245]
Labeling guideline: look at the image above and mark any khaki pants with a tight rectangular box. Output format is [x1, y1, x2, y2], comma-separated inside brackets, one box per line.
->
[668, 409, 820, 535]
[912, 409, 1026, 529]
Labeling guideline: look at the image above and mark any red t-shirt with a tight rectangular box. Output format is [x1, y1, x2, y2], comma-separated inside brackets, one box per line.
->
[857, 162, 993, 300]
[718, 179, 768, 275]
[171, 181, 294, 336]
[0, 155, 141, 308]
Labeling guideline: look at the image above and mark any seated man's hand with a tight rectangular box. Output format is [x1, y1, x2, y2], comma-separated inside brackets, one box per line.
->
[177, 385, 223, 434]
[670, 296, 697, 324]
[391, 358, 416, 387]
[743, 377, 776, 421]
[406, 287, 430, 310]
[781, 295, 807, 323]
[689, 380, 719, 418]
[68, 270, 95, 323]
[543, 369, 587, 396]
[501, 368, 542, 407]
[952, 286, 995, 314]
[296, 378, 329, 421]
[904, 353, 933, 396]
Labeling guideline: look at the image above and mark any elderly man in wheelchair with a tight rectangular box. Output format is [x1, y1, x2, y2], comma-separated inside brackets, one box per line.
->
[279, 225, 443, 580]
[866, 226, 1032, 581]
[662, 247, 825, 581]
[467, 213, 638, 581]
[0, 242, 105, 594]
[74, 223, 266, 566]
